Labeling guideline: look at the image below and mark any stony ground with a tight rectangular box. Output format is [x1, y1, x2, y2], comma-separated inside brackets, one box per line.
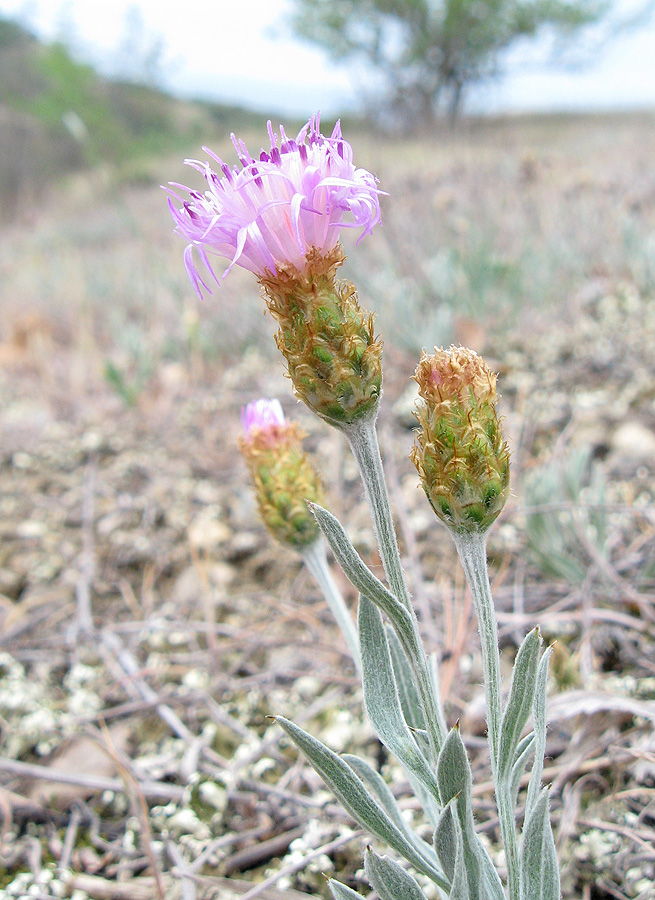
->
[1, 113, 655, 900]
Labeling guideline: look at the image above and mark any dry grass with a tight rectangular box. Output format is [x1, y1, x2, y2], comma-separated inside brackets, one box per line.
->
[1, 111, 655, 899]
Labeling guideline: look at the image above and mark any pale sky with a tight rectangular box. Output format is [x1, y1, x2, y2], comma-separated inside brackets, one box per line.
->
[1, 0, 654, 115]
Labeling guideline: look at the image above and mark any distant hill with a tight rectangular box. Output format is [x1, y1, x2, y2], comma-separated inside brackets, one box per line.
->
[0, 16, 262, 214]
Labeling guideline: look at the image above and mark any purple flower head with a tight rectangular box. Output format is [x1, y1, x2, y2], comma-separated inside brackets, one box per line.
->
[241, 398, 286, 439]
[166, 115, 383, 298]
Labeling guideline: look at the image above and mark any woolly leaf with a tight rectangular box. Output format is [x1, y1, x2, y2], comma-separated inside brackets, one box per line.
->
[359, 595, 440, 800]
[343, 755, 441, 868]
[498, 628, 541, 779]
[275, 716, 449, 890]
[520, 790, 560, 900]
[364, 849, 429, 900]
[526, 647, 552, 820]
[329, 880, 366, 900]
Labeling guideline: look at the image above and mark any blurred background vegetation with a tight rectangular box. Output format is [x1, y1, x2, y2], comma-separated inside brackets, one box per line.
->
[1, 4, 655, 899]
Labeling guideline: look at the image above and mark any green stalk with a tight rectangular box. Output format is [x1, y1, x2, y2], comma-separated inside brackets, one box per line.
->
[343, 415, 411, 611]
[301, 539, 361, 671]
[453, 530, 519, 900]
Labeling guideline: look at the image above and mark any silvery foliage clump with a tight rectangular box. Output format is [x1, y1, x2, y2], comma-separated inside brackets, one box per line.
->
[275, 416, 559, 900]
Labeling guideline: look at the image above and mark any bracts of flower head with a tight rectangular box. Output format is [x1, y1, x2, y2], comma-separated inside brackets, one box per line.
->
[167, 116, 384, 428]
[238, 398, 324, 548]
[411, 346, 510, 535]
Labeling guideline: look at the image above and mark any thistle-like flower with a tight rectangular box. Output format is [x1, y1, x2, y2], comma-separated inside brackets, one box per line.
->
[167, 115, 381, 292]
[239, 399, 324, 548]
[411, 346, 510, 533]
[167, 116, 384, 428]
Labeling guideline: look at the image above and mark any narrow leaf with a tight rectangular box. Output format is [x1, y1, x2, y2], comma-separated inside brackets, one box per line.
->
[511, 732, 536, 802]
[437, 729, 505, 900]
[449, 838, 471, 900]
[311, 503, 445, 760]
[520, 790, 560, 900]
[310, 504, 421, 658]
[329, 880, 365, 900]
[436, 727, 471, 808]
[343, 754, 441, 869]
[526, 647, 552, 820]
[387, 626, 425, 730]
[434, 802, 458, 883]
[275, 716, 449, 890]
[359, 596, 440, 800]
[364, 849, 429, 900]
[498, 628, 542, 779]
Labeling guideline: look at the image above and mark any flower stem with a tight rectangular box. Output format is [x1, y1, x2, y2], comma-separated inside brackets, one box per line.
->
[343, 415, 411, 611]
[343, 414, 447, 759]
[452, 530, 519, 900]
[301, 539, 360, 671]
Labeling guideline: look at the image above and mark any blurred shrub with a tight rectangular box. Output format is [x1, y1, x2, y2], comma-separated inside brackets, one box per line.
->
[524, 449, 608, 584]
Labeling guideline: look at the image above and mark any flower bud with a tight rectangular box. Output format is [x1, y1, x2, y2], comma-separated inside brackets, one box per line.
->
[410, 347, 510, 534]
[239, 399, 324, 548]
[259, 245, 383, 427]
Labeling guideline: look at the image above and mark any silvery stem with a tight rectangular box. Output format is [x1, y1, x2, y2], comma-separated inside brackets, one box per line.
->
[342, 415, 411, 611]
[453, 530, 519, 900]
[301, 538, 361, 671]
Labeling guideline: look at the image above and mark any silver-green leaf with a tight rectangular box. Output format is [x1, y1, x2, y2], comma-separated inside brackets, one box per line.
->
[520, 790, 560, 900]
[329, 880, 366, 900]
[359, 596, 440, 800]
[526, 647, 552, 821]
[343, 754, 441, 869]
[511, 732, 536, 803]
[498, 628, 542, 780]
[364, 849, 429, 900]
[437, 729, 505, 900]
[434, 802, 458, 883]
[309, 504, 420, 659]
[275, 716, 449, 890]
[387, 626, 425, 731]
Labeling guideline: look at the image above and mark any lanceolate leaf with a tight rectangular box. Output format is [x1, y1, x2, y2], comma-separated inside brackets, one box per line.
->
[310, 503, 445, 759]
[343, 755, 441, 869]
[275, 716, 450, 890]
[359, 596, 440, 800]
[449, 833, 471, 900]
[309, 504, 422, 661]
[526, 647, 552, 821]
[329, 880, 366, 900]
[364, 849, 429, 900]
[387, 626, 425, 731]
[511, 732, 536, 803]
[498, 628, 542, 780]
[520, 790, 560, 900]
[434, 802, 459, 883]
[437, 729, 505, 900]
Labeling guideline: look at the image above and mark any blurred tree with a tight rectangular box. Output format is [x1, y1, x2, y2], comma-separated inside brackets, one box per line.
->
[291, 0, 612, 123]
[111, 3, 167, 87]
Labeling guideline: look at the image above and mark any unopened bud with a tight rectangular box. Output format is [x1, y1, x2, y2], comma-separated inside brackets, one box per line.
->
[410, 347, 510, 534]
[259, 245, 383, 427]
[239, 399, 324, 548]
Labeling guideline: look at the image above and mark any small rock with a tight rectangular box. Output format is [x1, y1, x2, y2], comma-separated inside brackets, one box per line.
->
[610, 422, 655, 462]
[187, 510, 230, 550]
[393, 383, 419, 429]
[0, 568, 25, 599]
[224, 530, 261, 561]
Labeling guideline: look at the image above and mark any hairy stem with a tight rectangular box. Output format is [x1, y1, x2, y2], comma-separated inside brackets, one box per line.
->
[343, 415, 411, 610]
[453, 530, 519, 900]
